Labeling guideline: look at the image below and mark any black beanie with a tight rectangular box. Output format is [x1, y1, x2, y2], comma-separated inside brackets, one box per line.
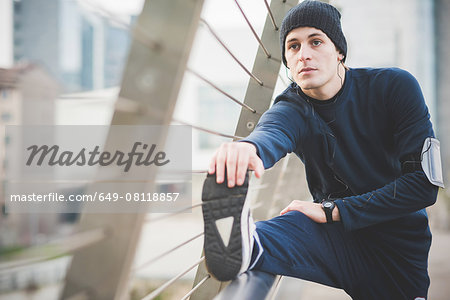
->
[280, 1, 347, 66]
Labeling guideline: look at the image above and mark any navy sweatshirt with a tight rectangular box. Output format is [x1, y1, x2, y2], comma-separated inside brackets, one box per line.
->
[242, 67, 438, 234]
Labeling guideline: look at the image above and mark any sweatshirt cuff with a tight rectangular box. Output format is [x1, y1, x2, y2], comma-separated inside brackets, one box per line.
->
[334, 199, 353, 231]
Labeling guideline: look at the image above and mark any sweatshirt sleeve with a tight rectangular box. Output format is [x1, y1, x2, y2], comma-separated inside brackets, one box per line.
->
[240, 100, 303, 169]
[335, 69, 439, 231]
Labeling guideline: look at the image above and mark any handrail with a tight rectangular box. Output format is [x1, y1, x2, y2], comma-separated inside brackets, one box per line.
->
[0, 227, 108, 273]
[213, 270, 277, 300]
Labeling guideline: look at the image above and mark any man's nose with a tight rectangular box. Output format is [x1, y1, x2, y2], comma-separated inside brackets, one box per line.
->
[298, 46, 312, 61]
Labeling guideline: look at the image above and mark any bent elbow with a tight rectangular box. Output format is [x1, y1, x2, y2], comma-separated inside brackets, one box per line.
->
[424, 184, 438, 208]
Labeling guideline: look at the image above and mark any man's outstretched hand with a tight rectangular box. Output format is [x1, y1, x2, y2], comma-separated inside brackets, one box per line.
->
[280, 200, 341, 223]
[208, 142, 264, 188]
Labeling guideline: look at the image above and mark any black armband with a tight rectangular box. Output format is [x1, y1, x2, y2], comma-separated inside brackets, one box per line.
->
[400, 153, 422, 174]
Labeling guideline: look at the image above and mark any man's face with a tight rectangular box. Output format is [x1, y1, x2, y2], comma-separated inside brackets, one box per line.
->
[285, 27, 343, 97]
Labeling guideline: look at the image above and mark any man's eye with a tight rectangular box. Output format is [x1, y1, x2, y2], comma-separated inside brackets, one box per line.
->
[312, 40, 322, 46]
[289, 44, 299, 50]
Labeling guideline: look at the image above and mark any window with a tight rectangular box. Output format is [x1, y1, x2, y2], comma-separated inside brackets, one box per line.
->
[1, 89, 8, 99]
[4, 135, 11, 146]
[1, 113, 12, 122]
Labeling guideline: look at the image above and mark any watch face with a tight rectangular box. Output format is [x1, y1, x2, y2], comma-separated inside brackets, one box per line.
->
[324, 202, 333, 208]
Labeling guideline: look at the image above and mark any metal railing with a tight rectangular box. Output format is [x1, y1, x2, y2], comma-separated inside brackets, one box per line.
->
[213, 271, 280, 300]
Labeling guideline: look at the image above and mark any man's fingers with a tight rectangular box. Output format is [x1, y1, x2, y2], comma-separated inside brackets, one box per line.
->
[280, 200, 300, 215]
[226, 146, 238, 188]
[209, 142, 263, 186]
[250, 156, 264, 179]
[208, 151, 217, 174]
[280, 207, 288, 215]
[215, 145, 227, 184]
[236, 151, 250, 186]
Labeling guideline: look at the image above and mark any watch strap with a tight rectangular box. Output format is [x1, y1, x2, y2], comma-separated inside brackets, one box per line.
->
[322, 200, 335, 224]
[324, 207, 333, 223]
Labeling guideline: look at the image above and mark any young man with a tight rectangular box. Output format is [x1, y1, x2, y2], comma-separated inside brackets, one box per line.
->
[201, 1, 444, 299]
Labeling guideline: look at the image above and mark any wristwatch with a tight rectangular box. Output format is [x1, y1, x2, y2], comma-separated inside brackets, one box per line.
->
[321, 200, 335, 224]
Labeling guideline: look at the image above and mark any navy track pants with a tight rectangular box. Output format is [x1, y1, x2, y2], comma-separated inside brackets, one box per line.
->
[250, 211, 431, 300]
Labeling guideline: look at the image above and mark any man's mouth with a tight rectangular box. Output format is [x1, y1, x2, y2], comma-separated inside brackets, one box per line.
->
[299, 67, 317, 74]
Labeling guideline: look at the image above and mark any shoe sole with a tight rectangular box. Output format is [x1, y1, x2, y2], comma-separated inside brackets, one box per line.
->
[202, 172, 249, 281]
